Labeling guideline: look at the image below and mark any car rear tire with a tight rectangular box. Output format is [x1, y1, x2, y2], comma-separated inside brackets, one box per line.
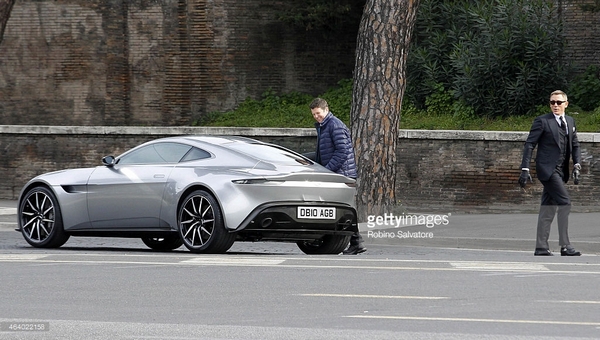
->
[297, 234, 350, 255]
[178, 190, 235, 254]
[19, 186, 70, 248]
[141, 235, 183, 251]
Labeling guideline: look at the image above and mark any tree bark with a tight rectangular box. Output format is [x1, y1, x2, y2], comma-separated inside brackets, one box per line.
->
[0, 0, 15, 46]
[351, 0, 420, 221]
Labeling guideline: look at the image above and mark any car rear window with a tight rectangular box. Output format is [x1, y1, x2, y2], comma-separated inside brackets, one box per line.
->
[228, 143, 310, 165]
[181, 147, 211, 162]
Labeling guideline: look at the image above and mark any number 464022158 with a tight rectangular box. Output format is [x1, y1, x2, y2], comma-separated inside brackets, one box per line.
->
[0, 322, 49, 332]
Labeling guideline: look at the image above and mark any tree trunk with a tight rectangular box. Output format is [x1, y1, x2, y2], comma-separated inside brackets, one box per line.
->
[0, 0, 15, 45]
[351, 0, 420, 221]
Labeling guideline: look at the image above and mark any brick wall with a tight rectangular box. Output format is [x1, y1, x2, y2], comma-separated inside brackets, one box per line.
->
[559, 0, 600, 73]
[396, 130, 600, 213]
[2, 126, 600, 214]
[1, 1, 598, 126]
[0, 0, 358, 126]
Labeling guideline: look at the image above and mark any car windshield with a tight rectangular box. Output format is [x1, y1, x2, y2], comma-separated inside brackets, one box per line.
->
[228, 143, 311, 165]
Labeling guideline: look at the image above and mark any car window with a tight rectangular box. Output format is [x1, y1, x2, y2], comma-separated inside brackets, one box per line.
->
[228, 143, 310, 165]
[181, 147, 211, 162]
[118, 143, 192, 164]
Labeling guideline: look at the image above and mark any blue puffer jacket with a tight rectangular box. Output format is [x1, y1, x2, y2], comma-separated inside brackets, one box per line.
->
[315, 112, 357, 179]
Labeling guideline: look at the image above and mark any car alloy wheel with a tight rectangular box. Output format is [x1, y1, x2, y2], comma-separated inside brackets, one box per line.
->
[178, 190, 235, 253]
[19, 186, 69, 248]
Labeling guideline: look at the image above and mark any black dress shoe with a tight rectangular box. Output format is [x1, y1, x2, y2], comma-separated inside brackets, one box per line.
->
[561, 247, 582, 256]
[534, 248, 553, 256]
[343, 244, 367, 255]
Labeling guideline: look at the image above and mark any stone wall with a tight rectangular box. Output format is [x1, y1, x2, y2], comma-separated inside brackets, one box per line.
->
[2, 126, 600, 213]
[0, 0, 358, 126]
[396, 130, 600, 213]
[2, 1, 599, 127]
[560, 0, 600, 73]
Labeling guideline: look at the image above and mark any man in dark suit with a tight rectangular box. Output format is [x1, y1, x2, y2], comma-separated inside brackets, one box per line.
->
[519, 90, 582, 256]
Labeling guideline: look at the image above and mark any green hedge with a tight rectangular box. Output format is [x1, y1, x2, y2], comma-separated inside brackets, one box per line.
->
[201, 79, 600, 132]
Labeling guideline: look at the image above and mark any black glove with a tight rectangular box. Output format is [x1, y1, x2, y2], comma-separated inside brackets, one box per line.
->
[572, 163, 581, 185]
[518, 170, 532, 188]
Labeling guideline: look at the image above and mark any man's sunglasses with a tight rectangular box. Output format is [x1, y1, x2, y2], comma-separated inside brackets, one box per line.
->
[549, 100, 566, 105]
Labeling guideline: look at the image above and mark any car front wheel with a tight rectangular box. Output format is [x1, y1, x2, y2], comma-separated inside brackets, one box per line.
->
[297, 234, 350, 255]
[19, 186, 70, 248]
[178, 190, 235, 254]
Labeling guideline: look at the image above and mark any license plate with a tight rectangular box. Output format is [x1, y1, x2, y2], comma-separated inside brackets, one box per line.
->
[297, 207, 336, 220]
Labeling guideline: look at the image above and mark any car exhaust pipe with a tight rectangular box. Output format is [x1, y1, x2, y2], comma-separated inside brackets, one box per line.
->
[341, 219, 352, 230]
[261, 217, 273, 228]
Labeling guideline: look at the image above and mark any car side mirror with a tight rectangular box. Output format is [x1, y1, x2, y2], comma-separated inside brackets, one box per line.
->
[102, 156, 116, 167]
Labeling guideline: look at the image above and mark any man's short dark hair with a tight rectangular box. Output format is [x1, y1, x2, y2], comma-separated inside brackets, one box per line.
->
[309, 98, 328, 110]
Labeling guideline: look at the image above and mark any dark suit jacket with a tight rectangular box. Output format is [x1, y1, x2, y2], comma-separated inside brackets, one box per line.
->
[520, 112, 581, 183]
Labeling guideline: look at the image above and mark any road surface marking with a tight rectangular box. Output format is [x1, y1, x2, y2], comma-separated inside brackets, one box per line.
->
[543, 300, 600, 305]
[0, 254, 48, 261]
[300, 293, 448, 300]
[0, 208, 16, 215]
[181, 256, 286, 266]
[450, 261, 548, 271]
[1, 253, 600, 275]
[346, 315, 600, 326]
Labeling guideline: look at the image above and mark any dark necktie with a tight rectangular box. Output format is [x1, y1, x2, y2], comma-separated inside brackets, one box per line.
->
[559, 116, 567, 134]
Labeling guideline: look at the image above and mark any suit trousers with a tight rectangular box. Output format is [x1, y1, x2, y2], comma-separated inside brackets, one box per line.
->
[536, 171, 571, 249]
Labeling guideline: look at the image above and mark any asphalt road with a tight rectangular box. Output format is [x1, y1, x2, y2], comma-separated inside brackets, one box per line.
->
[2, 201, 600, 339]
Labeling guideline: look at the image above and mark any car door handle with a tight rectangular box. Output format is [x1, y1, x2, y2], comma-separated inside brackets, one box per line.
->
[154, 174, 165, 178]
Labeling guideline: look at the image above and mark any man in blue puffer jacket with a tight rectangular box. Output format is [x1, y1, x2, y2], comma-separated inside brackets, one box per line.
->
[310, 98, 365, 255]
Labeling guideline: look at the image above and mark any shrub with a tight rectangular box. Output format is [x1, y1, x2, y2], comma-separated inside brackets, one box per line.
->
[407, 0, 568, 118]
[200, 90, 314, 128]
[406, 1, 468, 108]
[568, 65, 600, 111]
[201, 80, 353, 128]
[201, 78, 600, 132]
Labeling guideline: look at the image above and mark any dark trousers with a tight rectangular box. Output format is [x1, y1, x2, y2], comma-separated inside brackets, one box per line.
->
[536, 172, 571, 249]
[350, 231, 363, 246]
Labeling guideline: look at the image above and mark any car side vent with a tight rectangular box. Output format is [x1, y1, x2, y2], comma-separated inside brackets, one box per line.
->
[61, 185, 87, 193]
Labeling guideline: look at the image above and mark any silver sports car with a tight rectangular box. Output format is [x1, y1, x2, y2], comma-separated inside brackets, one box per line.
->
[17, 136, 358, 254]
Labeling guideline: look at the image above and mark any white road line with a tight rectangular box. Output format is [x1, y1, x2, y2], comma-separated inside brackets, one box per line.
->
[181, 257, 286, 265]
[345, 315, 600, 326]
[299, 293, 448, 300]
[542, 300, 600, 305]
[0, 208, 16, 215]
[450, 261, 548, 271]
[1, 254, 600, 275]
[0, 254, 48, 261]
